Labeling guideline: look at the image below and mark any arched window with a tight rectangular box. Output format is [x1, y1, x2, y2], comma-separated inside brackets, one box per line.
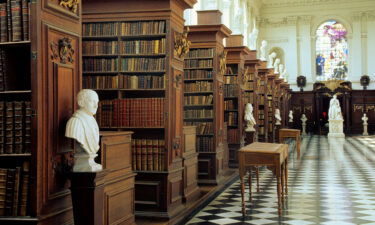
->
[316, 20, 348, 81]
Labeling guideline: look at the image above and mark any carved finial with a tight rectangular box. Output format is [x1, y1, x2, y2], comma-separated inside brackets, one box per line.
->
[59, 0, 79, 13]
[174, 27, 191, 59]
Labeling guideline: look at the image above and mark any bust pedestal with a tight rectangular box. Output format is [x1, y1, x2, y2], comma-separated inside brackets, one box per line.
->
[328, 119, 345, 138]
[245, 131, 256, 145]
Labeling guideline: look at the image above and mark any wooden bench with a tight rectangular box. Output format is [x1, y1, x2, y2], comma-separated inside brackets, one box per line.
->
[279, 128, 301, 159]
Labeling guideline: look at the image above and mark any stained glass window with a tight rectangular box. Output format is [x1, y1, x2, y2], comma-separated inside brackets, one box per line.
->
[316, 20, 348, 81]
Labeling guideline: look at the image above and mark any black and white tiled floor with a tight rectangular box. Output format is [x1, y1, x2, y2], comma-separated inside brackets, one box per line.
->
[187, 135, 375, 225]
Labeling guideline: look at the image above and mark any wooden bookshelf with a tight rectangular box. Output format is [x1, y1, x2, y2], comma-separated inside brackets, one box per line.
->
[82, 0, 196, 219]
[0, 0, 81, 224]
[267, 72, 276, 142]
[184, 10, 231, 184]
[257, 61, 270, 142]
[224, 35, 250, 167]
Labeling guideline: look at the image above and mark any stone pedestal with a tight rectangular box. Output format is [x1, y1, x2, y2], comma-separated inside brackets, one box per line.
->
[301, 122, 307, 136]
[363, 124, 369, 136]
[328, 119, 345, 138]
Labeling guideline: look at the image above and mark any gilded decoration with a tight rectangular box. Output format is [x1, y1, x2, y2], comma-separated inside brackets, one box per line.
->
[59, 0, 79, 13]
[50, 37, 74, 64]
[174, 28, 190, 59]
[219, 51, 227, 76]
[316, 79, 349, 92]
[354, 104, 375, 112]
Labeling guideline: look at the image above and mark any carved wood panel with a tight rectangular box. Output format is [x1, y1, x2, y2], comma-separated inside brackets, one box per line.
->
[171, 68, 183, 160]
[44, 0, 80, 19]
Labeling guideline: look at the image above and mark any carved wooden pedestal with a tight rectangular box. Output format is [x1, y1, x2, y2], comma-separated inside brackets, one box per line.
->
[245, 131, 256, 146]
[71, 170, 108, 225]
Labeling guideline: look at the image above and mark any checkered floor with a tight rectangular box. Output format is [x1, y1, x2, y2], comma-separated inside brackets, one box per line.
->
[186, 135, 375, 225]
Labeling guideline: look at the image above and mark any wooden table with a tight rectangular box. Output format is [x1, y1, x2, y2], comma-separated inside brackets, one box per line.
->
[279, 128, 301, 159]
[238, 142, 288, 216]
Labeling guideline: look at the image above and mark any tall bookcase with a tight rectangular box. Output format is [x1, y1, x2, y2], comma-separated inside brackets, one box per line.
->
[184, 10, 230, 184]
[267, 73, 276, 142]
[256, 61, 269, 142]
[82, 0, 196, 219]
[223, 35, 249, 167]
[0, 0, 81, 224]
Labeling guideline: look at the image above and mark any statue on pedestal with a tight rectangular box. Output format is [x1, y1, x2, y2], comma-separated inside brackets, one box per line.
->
[248, 18, 259, 50]
[280, 64, 287, 79]
[267, 52, 277, 68]
[288, 110, 293, 123]
[65, 89, 103, 172]
[275, 108, 282, 125]
[301, 114, 307, 135]
[244, 103, 256, 132]
[328, 94, 345, 137]
[259, 40, 268, 61]
[362, 113, 369, 136]
[273, 58, 281, 73]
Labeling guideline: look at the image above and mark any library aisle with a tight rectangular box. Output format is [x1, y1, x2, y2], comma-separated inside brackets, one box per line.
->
[186, 135, 375, 225]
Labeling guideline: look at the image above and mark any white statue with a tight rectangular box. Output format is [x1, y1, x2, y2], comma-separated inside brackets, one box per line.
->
[362, 113, 369, 136]
[267, 52, 277, 68]
[288, 110, 293, 123]
[273, 58, 281, 73]
[280, 65, 287, 79]
[248, 18, 259, 50]
[328, 94, 342, 120]
[275, 108, 282, 125]
[259, 40, 268, 61]
[244, 103, 256, 132]
[66, 89, 103, 172]
[301, 114, 307, 135]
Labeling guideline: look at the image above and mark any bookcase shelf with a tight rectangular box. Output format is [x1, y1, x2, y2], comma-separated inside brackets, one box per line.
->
[0, 154, 31, 157]
[0, 41, 31, 46]
[0, 90, 31, 94]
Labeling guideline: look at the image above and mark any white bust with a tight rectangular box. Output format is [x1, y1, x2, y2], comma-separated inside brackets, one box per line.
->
[288, 110, 293, 123]
[328, 94, 342, 120]
[259, 40, 268, 61]
[273, 58, 281, 73]
[275, 108, 282, 125]
[267, 52, 277, 68]
[66, 89, 102, 172]
[362, 113, 368, 125]
[248, 19, 259, 50]
[301, 114, 307, 123]
[244, 103, 256, 132]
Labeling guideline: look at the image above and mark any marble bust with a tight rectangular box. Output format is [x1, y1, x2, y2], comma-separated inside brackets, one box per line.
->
[288, 110, 293, 123]
[65, 89, 102, 172]
[275, 108, 282, 125]
[280, 64, 287, 78]
[273, 58, 281, 73]
[328, 94, 342, 120]
[362, 113, 368, 125]
[248, 20, 259, 50]
[267, 52, 277, 68]
[244, 103, 256, 132]
[259, 40, 268, 61]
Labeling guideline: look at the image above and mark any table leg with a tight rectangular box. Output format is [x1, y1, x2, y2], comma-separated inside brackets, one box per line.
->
[256, 167, 260, 192]
[248, 169, 252, 202]
[297, 136, 301, 159]
[240, 176, 246, 216]
[276, 166, 282, 216]
[285, 158, 288, 194]
[281, 163, 284, 202]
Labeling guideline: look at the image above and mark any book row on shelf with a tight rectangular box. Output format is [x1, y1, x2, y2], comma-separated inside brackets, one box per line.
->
[0, 0, 30, 43]
[244, 81, 254, 89]
[0, 161, 29, 217]
[223, 84, 237, 97]
[224, 100, 236, 110]
[184, 95, 213, 105]
[184, 59, 213, 68]
[224, 111, 238, 126]
[131, 139, 165, 172]
[224, 76, 237, 84]
[0, 101, 31, 154]
[96, 98, 165, 128]
[184, 122, 213, 135]
[82, 20, 166, 37]
[186, 48, 214, 58]
[184, 70, 213, 79]
[184, 81, 213, 92]
[184, 109, 213, 119]
[83, 74, 166, 90]
[83, 57, 166, 72]
[227, 129, 239, 144]
[82, 39, 166, 55]
[197, 136, 214, 152]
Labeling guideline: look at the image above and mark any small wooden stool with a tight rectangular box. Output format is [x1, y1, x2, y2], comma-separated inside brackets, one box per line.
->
[279, 129, 301, 159]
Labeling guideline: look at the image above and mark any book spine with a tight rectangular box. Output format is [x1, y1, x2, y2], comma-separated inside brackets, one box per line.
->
[0, 168, 7, 216]
[4, 168, 15, 216]
[6, 0, 12, 42]
[12, 167, 21, 216]
[18, 161, 29, 216]
[10, 0, 21, 42]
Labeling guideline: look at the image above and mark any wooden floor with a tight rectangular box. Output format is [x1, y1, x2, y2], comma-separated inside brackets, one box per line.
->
[135, 169, 238, 225]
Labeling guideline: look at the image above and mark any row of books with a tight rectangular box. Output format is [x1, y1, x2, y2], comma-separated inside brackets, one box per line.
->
[184, 109, 213, 119]
[120, 20, 166, 35]
[184, 122, 213, 135]
[258, 110, 265, 120]
[184, 70, 213, 79]
[186, 48, 214, 58]
[0, 162, 29, 216]
[184, 81, 213, 92]
[83, 22, 118, 37]
[96, 98, 164, 128]
[0, 0, 30, 43]
[0, 101, 31, 154]
[245, 71, 255, 80]
[120, 57, 165, 72]
[184, 95, 213, 106]
[224, 84, 237, 98]
[131, 139, 165, 171]
[224, 112, 238, 126]
[224, 76, 237, 84]
[0, 49, 6, 91]
[224, 100, 236, 110]
[83, 58, 118, 72]
[82, 40, 119, 55]
[227, 129, 239, 144]
[83, 74, 165, 90]
[118, 39, 166, 55]
[197, 136, 214, 152]
[184, 59, 213, 68]
[258, 127, 265, 135]
[244, 81, 254, 89]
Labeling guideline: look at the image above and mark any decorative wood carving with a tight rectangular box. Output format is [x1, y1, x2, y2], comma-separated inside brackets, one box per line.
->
[174, 28, 190, 59]
[219, 51, 227, 76]
[59, 0, 79, 13]
[50, 37, 75, 64]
